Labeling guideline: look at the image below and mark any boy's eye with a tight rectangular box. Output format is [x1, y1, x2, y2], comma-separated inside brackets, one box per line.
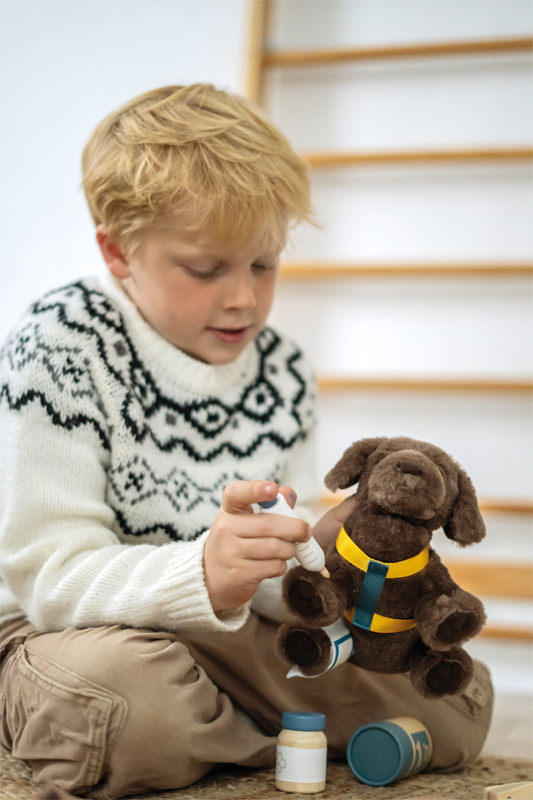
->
[185, 265, 220, 279]
[181, 261, 275, 278]
[252, 262, 274, 272]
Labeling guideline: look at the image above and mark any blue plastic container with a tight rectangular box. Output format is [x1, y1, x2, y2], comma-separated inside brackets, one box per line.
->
[346, 716, 432, 786]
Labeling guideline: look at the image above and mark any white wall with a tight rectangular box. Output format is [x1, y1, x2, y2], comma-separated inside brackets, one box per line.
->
[265, 0, 533, 502]
[0, 0, 249, 340]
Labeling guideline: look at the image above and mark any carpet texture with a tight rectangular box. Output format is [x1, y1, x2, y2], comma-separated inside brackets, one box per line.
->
[1, 747, 532, 800]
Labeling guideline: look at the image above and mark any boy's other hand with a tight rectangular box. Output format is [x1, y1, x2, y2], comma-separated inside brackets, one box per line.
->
[312, 494, 357, 553]
[204, 480, 311, 612]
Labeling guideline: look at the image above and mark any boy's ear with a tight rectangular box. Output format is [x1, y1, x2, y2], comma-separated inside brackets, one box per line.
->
[324, 437, 385, 491]
[96, 225, 131, 280]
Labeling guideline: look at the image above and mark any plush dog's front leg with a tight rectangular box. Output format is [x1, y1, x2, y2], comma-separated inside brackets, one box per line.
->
[416, 556, 486, 651]
[282, 565, 347, 628]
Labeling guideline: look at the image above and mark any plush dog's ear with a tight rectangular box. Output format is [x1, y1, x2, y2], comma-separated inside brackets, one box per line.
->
[443, 467, 486, 546]
[325, 437, 385, 491]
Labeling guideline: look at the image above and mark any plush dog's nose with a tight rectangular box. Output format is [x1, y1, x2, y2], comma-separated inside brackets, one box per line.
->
[398, 460, 424, 476]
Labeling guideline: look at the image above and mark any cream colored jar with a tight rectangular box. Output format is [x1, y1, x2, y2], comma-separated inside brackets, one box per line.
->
[276, 711, 327, 793]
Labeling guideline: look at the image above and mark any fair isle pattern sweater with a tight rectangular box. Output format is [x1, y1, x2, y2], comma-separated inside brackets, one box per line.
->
[0, 275, 317, 632]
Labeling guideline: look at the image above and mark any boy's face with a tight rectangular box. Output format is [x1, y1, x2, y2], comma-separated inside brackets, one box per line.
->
[97, 225, 281, 365]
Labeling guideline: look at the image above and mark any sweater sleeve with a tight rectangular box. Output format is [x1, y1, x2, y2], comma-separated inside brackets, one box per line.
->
[0, 406, 249, 633]
[0, 325, 249, 634]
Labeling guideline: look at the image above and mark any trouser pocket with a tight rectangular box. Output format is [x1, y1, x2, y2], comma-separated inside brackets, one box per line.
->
[443, 659, 493, 719]
[1, 645, 128, 794]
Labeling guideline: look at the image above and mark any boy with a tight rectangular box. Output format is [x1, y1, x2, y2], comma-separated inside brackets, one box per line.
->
[0, 84, 492, 798]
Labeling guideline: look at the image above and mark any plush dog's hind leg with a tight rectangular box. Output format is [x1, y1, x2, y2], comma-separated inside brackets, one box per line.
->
[275, 624, 332, 677]
[409, 645, 474, 699]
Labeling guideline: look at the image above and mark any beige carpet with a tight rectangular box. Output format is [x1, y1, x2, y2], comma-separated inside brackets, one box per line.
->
[1, 747, 532, 800]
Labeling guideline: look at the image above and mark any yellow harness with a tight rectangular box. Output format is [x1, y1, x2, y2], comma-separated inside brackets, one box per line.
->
[336, 526, 429, 634]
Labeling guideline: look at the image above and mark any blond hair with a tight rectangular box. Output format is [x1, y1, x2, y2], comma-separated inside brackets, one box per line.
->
[82, 83, 313, 253]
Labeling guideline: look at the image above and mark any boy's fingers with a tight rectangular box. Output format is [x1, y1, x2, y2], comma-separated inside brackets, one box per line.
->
[248, 558, 289, 581]
[226, 511, 310, 542]
[239, 536, 297, 562]
[221, 480, 277, 514]
[278, 485, 298, 510]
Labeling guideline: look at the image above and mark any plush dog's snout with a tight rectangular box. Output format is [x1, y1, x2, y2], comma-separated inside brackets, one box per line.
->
[368, 449, 446, 519]
[398, 460, 423, 476]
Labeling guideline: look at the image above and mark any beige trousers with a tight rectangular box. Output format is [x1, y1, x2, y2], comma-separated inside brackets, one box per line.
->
[0, 614, 493, 799]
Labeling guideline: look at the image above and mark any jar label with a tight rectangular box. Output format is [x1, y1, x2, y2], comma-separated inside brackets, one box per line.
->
[276, 745, 327, 784]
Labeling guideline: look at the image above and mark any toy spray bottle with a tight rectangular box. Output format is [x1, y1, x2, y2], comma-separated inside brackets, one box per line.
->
[258, 494, 330, 578]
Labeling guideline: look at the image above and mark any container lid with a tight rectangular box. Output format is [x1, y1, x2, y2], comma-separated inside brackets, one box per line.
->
[281, 711, 326, 731]
[346, 722, 410, 786]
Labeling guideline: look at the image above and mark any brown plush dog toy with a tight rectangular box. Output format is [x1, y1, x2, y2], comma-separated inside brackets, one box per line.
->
[275, 436, 487, 699]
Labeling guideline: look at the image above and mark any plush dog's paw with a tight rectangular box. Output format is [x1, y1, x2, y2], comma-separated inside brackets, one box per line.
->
[426, 658, 467, 696]
[436, 610, 478, 644]
[285, 629, 323, 666]
[275, 623, 332, 677]
[417, 590, 486, 651]
[282, 566, 346, 627]
[288, 577, 324, 617]
[410, 645, 474, 699]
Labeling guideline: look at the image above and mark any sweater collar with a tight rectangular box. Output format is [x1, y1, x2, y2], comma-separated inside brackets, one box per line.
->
[97, 272, 258, 394]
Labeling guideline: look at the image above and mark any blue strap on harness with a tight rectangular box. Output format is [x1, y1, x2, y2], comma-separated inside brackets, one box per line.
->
[350, 560, 389, 630]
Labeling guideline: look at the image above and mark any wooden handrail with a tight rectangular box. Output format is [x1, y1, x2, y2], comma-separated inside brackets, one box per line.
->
[439, 561, 532, 641]
[443, 562, 533, 600]
[279, 262, 533, 280]
[301, 147, 533, 168]
[478, 500, 533, 515]
[263, 36, 533, 67]
[246, 0, 270, 105]
[316, 376, 533, 394]
[479, 626, 532, 641]
[317, 492, 533, 516]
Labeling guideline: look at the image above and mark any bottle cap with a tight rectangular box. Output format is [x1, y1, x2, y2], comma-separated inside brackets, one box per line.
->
[281, 711, 326, 731]
[258, 498, 277, 509]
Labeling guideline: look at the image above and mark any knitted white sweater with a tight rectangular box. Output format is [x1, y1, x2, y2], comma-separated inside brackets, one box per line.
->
[0, 275, 318, 632]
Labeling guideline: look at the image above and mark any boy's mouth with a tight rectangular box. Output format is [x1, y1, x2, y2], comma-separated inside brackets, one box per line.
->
[207, 326, 251, 344]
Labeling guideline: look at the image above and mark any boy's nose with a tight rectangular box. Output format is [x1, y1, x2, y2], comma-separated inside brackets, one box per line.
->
[223, 276, 257, 310]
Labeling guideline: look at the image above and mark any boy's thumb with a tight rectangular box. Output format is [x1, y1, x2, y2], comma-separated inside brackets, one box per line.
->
[327, 493, 356, 526]
[313, 494, 356, 551]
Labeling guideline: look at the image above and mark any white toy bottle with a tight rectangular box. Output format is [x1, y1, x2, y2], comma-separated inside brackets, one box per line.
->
[258, 494, 330, 578]
[276, 711, 327, 793]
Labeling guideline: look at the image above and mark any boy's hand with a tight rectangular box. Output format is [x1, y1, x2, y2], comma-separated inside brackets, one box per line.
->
[204, 480, 311, 612]
[312, 494, 357, 553]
